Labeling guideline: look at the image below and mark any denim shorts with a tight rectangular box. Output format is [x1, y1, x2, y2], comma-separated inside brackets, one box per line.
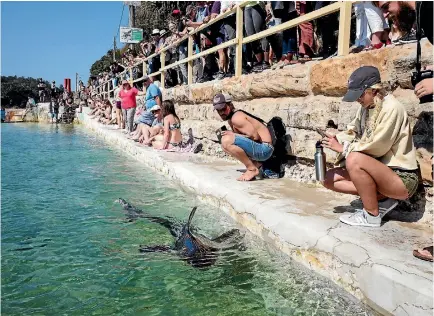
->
[233, 135, 274, 162]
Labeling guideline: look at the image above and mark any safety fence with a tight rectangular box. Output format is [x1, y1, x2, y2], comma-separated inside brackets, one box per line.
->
[95, 1, 352, 99]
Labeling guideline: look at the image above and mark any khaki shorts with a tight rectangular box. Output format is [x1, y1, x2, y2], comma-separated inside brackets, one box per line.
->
[393, 169, 420, 198]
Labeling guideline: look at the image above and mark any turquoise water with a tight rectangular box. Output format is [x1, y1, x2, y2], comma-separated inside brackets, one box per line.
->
[2, 124, 375, 315]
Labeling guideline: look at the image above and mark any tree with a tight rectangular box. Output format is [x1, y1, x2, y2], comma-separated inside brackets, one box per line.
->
[88, 2, 193, 77]
[1, 76, 50, 108]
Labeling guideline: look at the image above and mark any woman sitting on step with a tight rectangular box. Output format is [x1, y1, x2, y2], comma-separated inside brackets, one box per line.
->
[152, 100, 183, 150]
[139, 104, 164, 145]
[321, 66, 419, 228]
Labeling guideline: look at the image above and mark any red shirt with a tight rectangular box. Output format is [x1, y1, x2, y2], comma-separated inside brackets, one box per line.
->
[119, 87, 139, 109]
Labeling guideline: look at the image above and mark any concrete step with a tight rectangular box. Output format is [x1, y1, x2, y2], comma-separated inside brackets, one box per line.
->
[78, 109, 433, 316]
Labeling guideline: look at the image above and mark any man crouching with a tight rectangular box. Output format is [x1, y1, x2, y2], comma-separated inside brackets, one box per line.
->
[213, 93, 274, 181]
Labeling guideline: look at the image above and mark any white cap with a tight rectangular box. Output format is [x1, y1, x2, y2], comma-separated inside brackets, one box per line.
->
[152, 29, 160, 35]
[150, 105, 161, 112]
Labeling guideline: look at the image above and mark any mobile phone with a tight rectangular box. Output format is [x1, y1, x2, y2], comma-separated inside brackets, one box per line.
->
[216, 126, 227, 143]
[316, 128, 328, 138]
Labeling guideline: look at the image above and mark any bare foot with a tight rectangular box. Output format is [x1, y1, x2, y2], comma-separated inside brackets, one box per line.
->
[237, 168, 259, 181]
[413, 246, 433, 262]
[237, 172, 247, 181]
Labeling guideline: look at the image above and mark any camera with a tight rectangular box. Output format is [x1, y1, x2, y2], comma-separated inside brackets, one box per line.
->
[215, 125, 227, 143]
[411, 69, 433, 104]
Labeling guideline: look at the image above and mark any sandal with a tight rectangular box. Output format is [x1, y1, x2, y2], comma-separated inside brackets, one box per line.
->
[413, 246, 433, 262]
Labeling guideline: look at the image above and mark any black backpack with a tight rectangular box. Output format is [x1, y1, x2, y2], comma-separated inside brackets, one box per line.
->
[237, 110, 287, 178]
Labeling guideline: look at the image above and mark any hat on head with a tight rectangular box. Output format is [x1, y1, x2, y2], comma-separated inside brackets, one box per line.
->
[122, 80, 130, 85]
[151, 29, 160, 36]
[143, 75, 150, 82]
[172, 9, 181, 16]
[160, 29, 168, 37]
[213, 93, 232, 110]
[150, 105, 161, 112]
[343, 66, 381, 102]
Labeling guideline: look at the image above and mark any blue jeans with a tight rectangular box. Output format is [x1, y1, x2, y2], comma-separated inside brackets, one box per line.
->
[233, 135, 273, 162]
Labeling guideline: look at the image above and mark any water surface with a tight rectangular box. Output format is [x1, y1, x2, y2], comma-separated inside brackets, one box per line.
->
[2, 124, 375, 315]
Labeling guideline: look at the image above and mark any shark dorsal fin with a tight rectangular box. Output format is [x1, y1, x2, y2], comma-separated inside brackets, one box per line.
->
[186, 207, 198, 233]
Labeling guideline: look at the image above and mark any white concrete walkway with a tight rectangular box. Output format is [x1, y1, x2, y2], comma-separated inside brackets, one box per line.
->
[78, 109, 433, 316]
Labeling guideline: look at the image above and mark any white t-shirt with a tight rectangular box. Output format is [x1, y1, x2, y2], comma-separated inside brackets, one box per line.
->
[220, 1, 238, 14]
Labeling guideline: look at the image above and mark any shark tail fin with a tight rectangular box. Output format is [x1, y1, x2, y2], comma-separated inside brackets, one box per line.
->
[186, 207, 198, 233]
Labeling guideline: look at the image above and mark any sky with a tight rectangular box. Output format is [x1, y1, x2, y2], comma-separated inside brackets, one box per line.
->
[1, 1, 129, 88]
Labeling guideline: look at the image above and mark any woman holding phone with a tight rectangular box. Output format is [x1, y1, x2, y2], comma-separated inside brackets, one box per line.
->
[321, 66, 419, 227]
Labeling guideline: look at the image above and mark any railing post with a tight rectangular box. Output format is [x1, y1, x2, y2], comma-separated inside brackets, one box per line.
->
[160, 51, 165, 90]
[235, 5, 244, 77]
[142, 61, 147, 78]
[187, 35, 193, 85]
[337, 1, 352, 56]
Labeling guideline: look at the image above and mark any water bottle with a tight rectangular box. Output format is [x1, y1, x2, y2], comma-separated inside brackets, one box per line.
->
[315, 141, 326, 182]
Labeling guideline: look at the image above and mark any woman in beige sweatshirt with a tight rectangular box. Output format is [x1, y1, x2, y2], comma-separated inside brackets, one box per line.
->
[322, 66, 419, 227]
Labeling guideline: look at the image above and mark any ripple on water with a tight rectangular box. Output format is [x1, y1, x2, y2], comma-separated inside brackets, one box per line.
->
[1, 124, 378, 316]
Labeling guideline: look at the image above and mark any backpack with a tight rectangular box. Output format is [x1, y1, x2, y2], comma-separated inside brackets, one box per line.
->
[236, 110, 287, 178]
[237, 110, 286, 146]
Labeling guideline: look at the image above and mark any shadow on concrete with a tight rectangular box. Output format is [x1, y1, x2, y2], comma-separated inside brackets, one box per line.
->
[332, 188, 428, 223]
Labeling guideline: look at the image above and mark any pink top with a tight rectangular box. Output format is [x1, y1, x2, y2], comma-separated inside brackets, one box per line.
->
[119, 87, 139, 109]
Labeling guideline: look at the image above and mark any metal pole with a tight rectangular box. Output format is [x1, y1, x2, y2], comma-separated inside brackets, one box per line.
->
[113, 36, 117, 62]
[129, 5, 135, 50]
[76, 73, 78, 92]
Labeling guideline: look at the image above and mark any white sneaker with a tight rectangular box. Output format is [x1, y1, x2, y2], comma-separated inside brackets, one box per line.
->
[339, 209, 381, 227]
[378, 198, 398, 219]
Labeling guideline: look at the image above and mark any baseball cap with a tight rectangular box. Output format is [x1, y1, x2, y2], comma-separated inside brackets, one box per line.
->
[151, 29, 160, 36]
[122, 80, 130, 85]
[343, 66, 381, 102]
[150, 105, 161, 112]
[172, 9, 181, 16]
[213, 93, 232, 110]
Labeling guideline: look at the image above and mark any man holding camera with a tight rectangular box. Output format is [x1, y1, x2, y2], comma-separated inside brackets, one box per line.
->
[378, 1, 433, 100]
[213, 93, 274, 181]
[379, 1, 433, 261]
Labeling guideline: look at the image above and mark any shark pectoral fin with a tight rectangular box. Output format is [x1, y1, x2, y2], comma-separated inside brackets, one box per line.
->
[139, 245, 172, 253]
[212, 229, 241, 243]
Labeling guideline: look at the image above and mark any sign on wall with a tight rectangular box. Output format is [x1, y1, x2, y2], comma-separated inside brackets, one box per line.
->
[120, 27, 143, 43]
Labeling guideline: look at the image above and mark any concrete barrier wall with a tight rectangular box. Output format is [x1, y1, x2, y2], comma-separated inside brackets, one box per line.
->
[158, 42, 433, 224]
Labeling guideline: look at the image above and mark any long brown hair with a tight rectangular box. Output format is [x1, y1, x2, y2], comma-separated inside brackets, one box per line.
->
[161, 100, 179, 121]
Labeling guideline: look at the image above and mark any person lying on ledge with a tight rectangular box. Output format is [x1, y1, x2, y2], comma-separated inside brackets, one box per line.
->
[322, 66, 419, 227]
[213, 93, 274, 181]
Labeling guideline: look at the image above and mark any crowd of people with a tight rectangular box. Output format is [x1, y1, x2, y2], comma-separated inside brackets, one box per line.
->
[87, 76, 199, 152]
[87, 1, 433, 262]
[28, 78, 77, 123]
[89, 0, 430, 92]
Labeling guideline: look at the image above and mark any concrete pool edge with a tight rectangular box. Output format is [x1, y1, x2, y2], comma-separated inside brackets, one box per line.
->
[77, 110, 433, 316]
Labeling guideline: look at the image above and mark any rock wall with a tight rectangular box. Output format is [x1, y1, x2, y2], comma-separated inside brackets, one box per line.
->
[161, 42, 433, 224]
